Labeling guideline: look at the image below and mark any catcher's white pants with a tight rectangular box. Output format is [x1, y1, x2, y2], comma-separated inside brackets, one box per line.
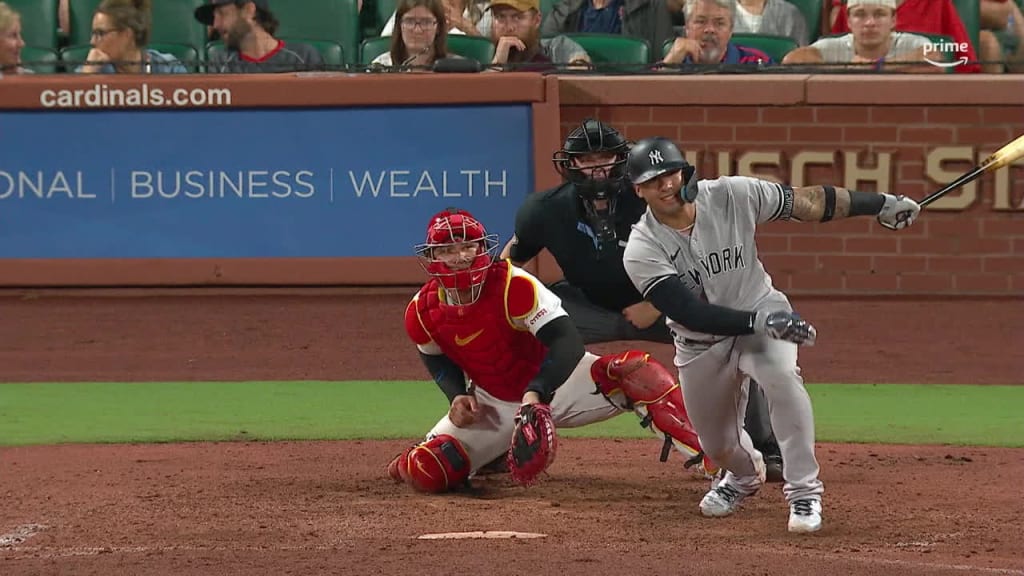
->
[425, 351, 623, 472]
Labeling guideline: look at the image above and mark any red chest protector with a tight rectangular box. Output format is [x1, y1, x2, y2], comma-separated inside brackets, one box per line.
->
[414, 261, 547, 402]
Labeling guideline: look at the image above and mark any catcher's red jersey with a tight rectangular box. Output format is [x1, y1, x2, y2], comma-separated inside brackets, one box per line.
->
[404, 260, 566, 402]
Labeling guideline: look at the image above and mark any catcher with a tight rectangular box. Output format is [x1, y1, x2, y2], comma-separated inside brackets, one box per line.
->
[388, 207, 714, 493]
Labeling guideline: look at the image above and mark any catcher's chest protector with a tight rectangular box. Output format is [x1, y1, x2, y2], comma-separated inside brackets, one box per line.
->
[417, 262, 547, 402]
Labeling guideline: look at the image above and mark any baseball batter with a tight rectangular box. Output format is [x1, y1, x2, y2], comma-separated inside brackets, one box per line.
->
[621, 137, 921, 533]
[387, 207, 713, 493]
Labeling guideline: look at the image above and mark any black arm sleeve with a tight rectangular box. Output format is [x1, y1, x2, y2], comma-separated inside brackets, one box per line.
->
[848, 190, 886, 216]
[508, 200, 546, 265]
[524, 316, 585, 404]
[419, 352, 468, 404]
[646, 276, 757, 336]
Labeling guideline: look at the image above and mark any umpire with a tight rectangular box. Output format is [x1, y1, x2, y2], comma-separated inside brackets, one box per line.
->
[500, 118, 784, 481]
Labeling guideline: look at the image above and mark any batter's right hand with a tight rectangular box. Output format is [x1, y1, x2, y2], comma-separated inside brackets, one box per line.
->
[449, 394, 479, 428]
[755, 311, 817, 346]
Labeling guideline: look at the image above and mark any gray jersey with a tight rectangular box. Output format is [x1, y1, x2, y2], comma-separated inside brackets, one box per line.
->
[623, 175, 792, 348]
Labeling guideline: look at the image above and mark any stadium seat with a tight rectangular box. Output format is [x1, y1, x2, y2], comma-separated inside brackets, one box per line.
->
[150, 42, 201, 72]
[150, 0, 208, 52]
[282, 38, 345, 68]
[360, 35, 495, 66]
[59, 43, 93, 69]
[19, 45, 58, 73]
[786, 0, 824, 43]
[951, 0, 981, 59]
[67, 0, 103, 47]
[6, 0, 60, 49]
[375, 0, 398, 35]
[730, 33, 799, 62]
[563, 33, 650, 65]
[273, 0, 360, 65]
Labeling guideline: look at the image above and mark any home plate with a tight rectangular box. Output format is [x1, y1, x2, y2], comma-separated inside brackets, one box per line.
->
[417, 531, 547, 540]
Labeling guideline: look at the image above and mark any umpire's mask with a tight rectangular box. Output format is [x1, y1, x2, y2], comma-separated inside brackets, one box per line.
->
[552, 118, 630, 254]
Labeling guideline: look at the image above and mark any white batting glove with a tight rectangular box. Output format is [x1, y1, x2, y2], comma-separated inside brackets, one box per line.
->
[754, 311, 817, 346]
[878, 193, 921, 231]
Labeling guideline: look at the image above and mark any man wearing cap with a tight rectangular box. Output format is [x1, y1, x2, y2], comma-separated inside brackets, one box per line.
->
[195, 0, 323, 73]
[488, 0, 591, 70]
[782, 0, 937, 71]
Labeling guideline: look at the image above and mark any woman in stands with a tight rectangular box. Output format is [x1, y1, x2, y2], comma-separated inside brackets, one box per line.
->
[77, 0, 187, 74]
[0, 2, 29, 75]
[373, 0, 454, 70]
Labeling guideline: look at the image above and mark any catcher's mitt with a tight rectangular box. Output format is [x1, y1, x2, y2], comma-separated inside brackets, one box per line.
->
[507, 403, 557, 485]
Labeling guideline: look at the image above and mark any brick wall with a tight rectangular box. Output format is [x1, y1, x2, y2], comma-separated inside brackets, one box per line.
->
[558, 78, 1024, 296]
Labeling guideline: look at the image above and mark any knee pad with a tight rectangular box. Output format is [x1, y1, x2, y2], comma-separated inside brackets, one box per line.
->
[592, 350, 718, 476]
[387, 434, 472, 493]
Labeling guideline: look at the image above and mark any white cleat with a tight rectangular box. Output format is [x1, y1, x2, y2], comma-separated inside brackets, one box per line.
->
[788, 499, 823, 533]
[700, 482, 751, 517]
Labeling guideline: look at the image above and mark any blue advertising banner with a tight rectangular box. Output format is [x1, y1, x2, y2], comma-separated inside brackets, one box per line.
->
[0, 105, 532, 258]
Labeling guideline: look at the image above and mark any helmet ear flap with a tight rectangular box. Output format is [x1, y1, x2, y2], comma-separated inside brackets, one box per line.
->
[680, 163, 699, 203]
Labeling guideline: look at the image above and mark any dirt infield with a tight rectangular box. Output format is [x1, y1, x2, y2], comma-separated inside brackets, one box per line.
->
[1, 291, 1022, 576]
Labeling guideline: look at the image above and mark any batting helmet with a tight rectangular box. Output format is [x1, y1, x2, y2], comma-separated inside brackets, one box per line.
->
[552, 119, 631, 253]
[415, 208, 499, 305]
[627, 137, 699, 203]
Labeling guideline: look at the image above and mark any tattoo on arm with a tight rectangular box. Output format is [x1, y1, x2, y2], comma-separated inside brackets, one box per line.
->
[791, 186, 853, 222]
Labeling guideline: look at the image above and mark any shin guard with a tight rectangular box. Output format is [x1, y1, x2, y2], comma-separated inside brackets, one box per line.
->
[386, 434, 472, 493]
[591, 350, 718, 476]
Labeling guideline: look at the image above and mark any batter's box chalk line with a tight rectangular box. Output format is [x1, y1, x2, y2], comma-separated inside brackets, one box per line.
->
[416, 531, 547, 540]
[0, 524, 48, 548]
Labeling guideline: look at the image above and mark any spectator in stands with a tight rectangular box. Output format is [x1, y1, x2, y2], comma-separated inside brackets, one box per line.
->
[0, 2, 29, 75]
[489, 0, 591, 70]
[828, 0, 985, 73]
[662, 0, 776, 65]
[785, 0, 938, 71]
[540, 0, 675, 63]
[732, 0, 809, 46]
[382, 0, 493, 37]
[195, 0, 323, 73]
[77, 0, 188, 74]
[980, 0, 1024, 72]
[372, 0, 454, 69]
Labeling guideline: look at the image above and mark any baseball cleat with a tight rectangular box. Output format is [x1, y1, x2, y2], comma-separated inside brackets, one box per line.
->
[700, 481, 757, 517]
[788, 499, 823, 533]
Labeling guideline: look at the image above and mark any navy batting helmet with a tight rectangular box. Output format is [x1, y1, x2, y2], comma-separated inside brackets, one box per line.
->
[627, 137, 699, 203]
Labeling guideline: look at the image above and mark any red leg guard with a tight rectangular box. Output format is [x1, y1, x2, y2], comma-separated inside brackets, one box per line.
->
[386, 434, 472, 493]
[591, 350, 719, 477]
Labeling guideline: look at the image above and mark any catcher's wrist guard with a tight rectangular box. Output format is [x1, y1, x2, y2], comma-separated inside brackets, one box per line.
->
[507, 403, 557, 485]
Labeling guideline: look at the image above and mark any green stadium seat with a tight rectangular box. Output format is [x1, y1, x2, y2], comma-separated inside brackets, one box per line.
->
[662, 33, 796, 62]
[67, 0, 103, 47]
[59, 43, 93, 68]
[375, 0, 397, 35]
[273, 0, 360, 65]
[360, 35, 390, 65]
[730, 33, 799, 62]
[150, 0, 208, 53]
[6, 0, 60, 49]
[20, 45, 58, 73]
[786, 0, 824, 43]
[360, 35, 495, 66]
[951, 0, 981, 58]
[149, 42, 201, 72]
[562, 33, 650, 65]
[282, 38, 345, 68]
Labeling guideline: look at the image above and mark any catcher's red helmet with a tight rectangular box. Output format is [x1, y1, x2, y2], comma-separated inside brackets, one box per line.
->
[415, 208, 499, 305]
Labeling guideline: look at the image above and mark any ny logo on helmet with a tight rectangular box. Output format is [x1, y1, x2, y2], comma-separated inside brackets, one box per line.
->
[649, 150, 664, 165]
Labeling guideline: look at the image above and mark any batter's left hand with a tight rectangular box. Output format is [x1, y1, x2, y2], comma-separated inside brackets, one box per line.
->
[877, 193, 920, 231]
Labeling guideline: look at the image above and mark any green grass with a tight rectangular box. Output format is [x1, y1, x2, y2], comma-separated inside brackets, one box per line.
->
[0, 381, 1021, 447]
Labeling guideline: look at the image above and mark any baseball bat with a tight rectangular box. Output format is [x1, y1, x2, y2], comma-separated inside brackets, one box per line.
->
[919, 133, 1024, 208]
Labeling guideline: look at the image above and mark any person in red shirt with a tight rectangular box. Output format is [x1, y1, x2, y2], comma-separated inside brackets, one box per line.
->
[830, 0, 988, 72]
[387, 208, 715, 493]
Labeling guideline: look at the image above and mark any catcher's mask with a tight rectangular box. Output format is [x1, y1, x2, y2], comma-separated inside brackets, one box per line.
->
[627, 136, 698, 203]
[552, 118, 630, 253]
[415, 207, 499, 306]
